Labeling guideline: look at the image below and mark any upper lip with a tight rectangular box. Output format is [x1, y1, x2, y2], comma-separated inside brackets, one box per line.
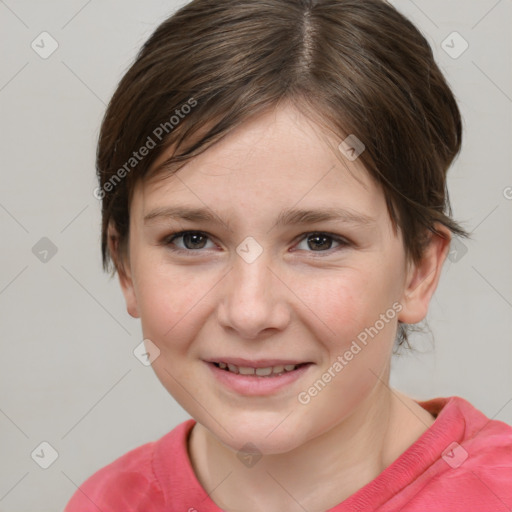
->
[205, 357, 311, 368]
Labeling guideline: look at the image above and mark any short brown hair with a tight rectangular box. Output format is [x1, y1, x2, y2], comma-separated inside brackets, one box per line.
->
[96, 0, 469, 347]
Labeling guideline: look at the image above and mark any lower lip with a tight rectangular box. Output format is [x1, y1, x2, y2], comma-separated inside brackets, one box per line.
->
[206, 362, 312, 396]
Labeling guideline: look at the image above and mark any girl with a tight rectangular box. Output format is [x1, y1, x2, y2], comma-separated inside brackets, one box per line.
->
[66, 0, 512, 510]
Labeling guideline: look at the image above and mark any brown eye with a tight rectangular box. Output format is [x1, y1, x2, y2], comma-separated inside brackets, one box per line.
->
[181, 232, 208, 249]
[165, 231, 215, 251]
[307, 234, 333, 251]
[295, 232, 349, 253]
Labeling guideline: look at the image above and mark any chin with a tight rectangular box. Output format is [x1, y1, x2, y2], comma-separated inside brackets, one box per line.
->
[203, 414, 309, 456]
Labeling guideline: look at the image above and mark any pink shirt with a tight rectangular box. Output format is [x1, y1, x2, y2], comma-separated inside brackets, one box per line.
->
[64, 396, 512, 511]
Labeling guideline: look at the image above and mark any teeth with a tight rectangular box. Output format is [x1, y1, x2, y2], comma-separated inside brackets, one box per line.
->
[215, 362, 301, 376]
[255, 367, 272, 376]
[227, 363, 239, 374]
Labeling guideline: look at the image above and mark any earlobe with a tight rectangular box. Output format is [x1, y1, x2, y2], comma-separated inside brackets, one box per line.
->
[107, 223, 140, 319]
[398, 226, 452, 324]
[118, 269, 140, 319]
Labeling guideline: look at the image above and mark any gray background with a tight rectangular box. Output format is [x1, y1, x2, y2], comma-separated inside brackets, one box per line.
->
[0, 1, 511, 510]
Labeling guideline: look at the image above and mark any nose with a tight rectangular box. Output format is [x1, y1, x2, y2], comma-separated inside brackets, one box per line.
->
[216, 252, 291, 340]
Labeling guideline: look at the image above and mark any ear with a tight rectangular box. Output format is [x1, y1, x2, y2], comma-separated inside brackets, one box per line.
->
[107, 223, 140, 319]
[398, 225, 452, 324]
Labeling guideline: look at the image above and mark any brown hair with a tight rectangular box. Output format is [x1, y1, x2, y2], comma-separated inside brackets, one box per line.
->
[96, 0, 469, 348]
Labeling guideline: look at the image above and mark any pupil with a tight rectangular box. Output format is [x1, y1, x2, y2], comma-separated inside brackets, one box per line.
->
[308, 234, 331, 251]
[184, 233, 206, 249]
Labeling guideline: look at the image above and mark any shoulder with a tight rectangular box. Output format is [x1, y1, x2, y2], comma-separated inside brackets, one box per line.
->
[64, 419, 195, 512]
[442, 395, 512, 466]
[63, 440, 164, 512]
[410, 396, 512, 509]
[453, 397, 512, 491]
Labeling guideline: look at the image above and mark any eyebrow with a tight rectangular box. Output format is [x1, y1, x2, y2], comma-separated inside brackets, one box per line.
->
[143, 206, 375, 228]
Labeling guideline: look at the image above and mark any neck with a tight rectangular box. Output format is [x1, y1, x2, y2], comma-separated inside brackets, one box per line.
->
[188, 384, 435, 512]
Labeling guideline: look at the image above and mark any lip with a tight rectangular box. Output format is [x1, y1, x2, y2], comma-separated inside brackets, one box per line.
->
[205, 360, 313, 396]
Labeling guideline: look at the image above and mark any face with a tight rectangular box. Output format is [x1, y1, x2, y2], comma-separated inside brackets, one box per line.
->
[118, 104, 434, 454]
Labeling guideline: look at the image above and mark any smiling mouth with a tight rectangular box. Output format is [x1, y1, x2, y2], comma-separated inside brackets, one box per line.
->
[212, 361, 308, 377]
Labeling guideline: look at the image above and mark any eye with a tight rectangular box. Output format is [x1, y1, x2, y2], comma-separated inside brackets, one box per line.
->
[164, 231, 216, 252]
[161, 230, 350, 255]
[294, 232, 349, 253]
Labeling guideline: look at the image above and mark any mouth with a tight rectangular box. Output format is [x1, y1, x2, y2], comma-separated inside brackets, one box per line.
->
[205, 358, 313, 396]
[211, 361, 308, 377]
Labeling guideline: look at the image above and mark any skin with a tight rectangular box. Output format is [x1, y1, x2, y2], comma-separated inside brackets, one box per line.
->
[111, 103, 451, 511]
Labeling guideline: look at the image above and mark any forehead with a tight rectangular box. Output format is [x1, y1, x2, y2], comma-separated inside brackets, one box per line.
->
[134, 104, 385, 223]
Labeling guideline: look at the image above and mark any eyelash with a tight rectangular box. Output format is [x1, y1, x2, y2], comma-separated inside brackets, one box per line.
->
[161, 230, 351, 256]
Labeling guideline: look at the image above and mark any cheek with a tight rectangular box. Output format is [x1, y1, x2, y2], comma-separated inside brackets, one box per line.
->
[133, 262, 208, 349]
[301, 272, 372, 332]
[300, 268, 400, 353]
